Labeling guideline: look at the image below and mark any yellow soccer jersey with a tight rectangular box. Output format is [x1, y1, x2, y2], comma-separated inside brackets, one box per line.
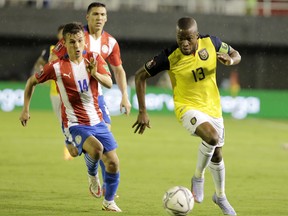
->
[144, 35, 230, 121]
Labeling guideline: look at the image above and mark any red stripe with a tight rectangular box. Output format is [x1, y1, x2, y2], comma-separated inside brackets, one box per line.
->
[60, 60, 90, 125]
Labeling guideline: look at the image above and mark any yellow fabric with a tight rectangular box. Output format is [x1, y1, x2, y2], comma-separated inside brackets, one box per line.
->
[168, 38, 228, 121]
[50, 80, 59, 96]
[48, 45, 59, 96]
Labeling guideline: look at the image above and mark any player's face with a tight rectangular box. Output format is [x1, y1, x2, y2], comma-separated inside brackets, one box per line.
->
[86, 6, 107, 33]
[64, 31, 85, 60]
[176, 27, 198, 55]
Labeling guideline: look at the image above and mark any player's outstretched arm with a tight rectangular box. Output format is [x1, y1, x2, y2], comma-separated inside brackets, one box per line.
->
[110, 64, 131, 115]
[19, 75, 39, 126]
[132, 67, 151, 134]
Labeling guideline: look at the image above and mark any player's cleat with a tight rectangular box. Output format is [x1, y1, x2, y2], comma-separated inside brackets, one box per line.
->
[88, 173, 102, 198]
[191, 176, 204, 203]
[212, 193, 237, 215]
[63, 146, 73, 160]
[102, 200, 122, 212]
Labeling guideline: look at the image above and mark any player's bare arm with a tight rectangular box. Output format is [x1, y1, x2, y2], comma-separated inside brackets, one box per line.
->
[19, 75, 39, 126]
[132, 67, 151, 134]
[110, 64, 131, 115]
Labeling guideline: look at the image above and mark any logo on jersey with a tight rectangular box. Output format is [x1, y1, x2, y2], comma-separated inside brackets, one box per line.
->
[190, 117, 197, 125]
[198, 48, 209, 60]
[36, 69, 44, 78]
[75, 135, 82, 145]
[63, 72, 71, 78]
[101, 45, 109, 54]
[145, 59, 156, 70]
[54, 42, 64, 52]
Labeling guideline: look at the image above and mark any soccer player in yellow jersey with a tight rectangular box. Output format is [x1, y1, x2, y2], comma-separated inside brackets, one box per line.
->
[132, 17, 241, 215]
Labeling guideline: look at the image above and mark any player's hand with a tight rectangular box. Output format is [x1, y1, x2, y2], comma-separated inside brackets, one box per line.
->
[132, 112, 151, 134]
[85, 57, 98, 77]
[217, 52, 234, 66]
[120, 96, 131, 115]
[19, 111, 30, 127]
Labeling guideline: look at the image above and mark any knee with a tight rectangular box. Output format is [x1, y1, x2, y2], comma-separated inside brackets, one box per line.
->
[90, 145, 103, 160]
[211, 148, 222, 163]
[206, 133, 219, 146]
[105, 158, 119, 173]
[66, 144, 79, 157]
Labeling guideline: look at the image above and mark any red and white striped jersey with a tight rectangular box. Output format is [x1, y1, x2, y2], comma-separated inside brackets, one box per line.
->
[53, 28, 122, 95]
[35, 51, 111, 128]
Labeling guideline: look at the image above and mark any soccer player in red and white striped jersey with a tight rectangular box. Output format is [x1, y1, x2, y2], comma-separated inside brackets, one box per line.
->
[20, 22, 122, 212]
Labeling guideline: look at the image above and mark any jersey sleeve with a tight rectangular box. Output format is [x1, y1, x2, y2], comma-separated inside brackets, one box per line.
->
[35, 61, 57, 83]
[92, 52, 111, 76]
[106, 42, 122, 66]
[210, 35, 230, 54]
[144, 46, 174, 77]
[52, 39, 67, 59]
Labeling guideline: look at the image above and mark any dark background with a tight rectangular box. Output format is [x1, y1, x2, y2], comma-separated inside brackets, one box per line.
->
[0, 7, 287, 89]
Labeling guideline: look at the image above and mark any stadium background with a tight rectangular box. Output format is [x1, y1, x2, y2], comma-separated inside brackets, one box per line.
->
[0, 1, 288, 216]
[0, 0, 288, 119]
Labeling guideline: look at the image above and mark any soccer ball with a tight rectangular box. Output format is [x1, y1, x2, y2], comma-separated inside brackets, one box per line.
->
[163, 186, 194, 216]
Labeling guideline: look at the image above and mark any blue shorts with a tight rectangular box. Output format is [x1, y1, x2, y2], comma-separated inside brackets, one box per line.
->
[98, 95, 111, 124]
[69, 121, 118, 155]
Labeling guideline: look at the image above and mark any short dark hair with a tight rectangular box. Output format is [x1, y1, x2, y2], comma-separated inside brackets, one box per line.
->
[87, 2, 106, 14]
[62, 22, 84, 39]
[57, 24, 65, 33]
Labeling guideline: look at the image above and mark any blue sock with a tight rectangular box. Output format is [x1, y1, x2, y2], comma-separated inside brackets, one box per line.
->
[105, 172, 120, 201]
[99, 160, 106, 190]
[84, 153, 98, 176]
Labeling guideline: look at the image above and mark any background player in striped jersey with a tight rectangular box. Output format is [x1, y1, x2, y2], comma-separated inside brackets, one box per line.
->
[133, 17, 241, 215]
[51, 2, 131, 197]
[20, 22, 122, 212]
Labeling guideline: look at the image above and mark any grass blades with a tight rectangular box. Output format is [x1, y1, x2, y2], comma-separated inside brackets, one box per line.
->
[1, 111, 288, 215]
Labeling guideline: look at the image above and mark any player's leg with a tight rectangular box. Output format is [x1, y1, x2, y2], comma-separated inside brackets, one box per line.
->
[62, 125, 78, 158]
[101, 149, 121, 212]
[83, 136, 103, 198]
[93, 122, 121, 212]
[69, 125, 103, 198]
[208, 120, 236, 215]
[182, 110, 218, 203]
[98, 94, 111, 193]
[50, 93, 73, 160]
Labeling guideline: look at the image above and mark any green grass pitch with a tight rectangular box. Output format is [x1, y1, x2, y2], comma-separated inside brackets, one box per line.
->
[1, 111, 288, 216]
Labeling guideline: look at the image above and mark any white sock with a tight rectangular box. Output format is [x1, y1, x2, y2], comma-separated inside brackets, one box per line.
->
[194, 141, 216, 178]
[209, 160, 225, 198]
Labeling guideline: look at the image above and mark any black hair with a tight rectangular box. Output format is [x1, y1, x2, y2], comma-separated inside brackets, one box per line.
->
[87, 2, 106, 14]
[177, 17, 197, 30]
[62, 22, 84, 38]
[57, 24, 65, 33]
